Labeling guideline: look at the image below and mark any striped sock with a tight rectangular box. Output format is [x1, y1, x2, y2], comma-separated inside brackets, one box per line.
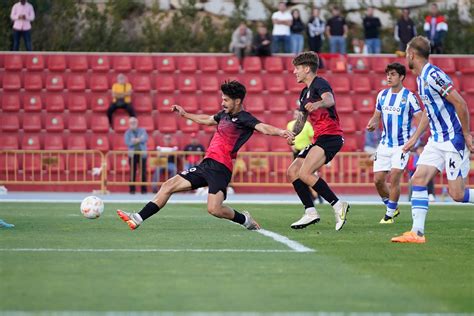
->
[382, 197, 389, 206]
[411, 186, 429, 234]
[462, 188, 474, 203]
[386, 200, 398, 218]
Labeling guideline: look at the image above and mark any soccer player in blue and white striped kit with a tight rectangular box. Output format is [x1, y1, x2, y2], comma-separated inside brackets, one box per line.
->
[392, 36, 473, 243]
[367, 62, 422, 224]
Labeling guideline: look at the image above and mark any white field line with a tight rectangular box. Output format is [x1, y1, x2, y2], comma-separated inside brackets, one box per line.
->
[0, 248, 296, 253]
[256, 229, 315, 253]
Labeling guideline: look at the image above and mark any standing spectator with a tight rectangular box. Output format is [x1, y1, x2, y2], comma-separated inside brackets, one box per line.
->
[290, 9, 305, 55]
[229, 22, 253, 63]
[394, 8, 417, 52]
[10, 0, 35, 51]
[124, 117, 148, 195]
[183, 133, 206, 170]
[252, 24, 272, 57]
[107, 73, 136, 129]
[325, 6, 348, 54]
[307, 8, 325, 54]
[271, 2, 292, 53]
[363, 7, 382, 54]
[424, 3, 448, 54]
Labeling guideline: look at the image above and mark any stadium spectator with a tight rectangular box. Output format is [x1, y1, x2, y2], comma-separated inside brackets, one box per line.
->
[271, 2, 292, 53]
[107, 73, 136, 129]
[152, 134, 177, 193]
[363, 7, 382, 54]
[352, 38, 368, 54]
[290, 9, 305, 55]
[124, 117, 148, 195]
[307, 8, 325, 54]
[366, 62, 422, 224]
[252, 24, 272, 57]
[392, 36, 473, 243]
[10, 0, 35, 51]
[0, 219, 14, 228]
[229, 22, 253, 63]
[424, 3, 448, 54]
[325, 6, 348, 54]
[183, 133, 205, 170]
[363, 128, 381, 154]
[394, 8, 417, 52]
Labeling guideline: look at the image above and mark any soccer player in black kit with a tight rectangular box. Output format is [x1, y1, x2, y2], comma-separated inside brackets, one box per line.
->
[117, 81, 294, 230]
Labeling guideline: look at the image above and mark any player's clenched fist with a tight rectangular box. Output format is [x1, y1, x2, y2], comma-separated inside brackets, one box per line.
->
[172, 104, 186, 116]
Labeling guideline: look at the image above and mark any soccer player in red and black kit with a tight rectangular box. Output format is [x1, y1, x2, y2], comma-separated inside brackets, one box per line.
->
[287, 52, 350, 231]
[117, 80, 294, 230]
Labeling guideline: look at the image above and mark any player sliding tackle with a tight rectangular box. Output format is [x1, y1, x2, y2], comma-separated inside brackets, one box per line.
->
[391, 36, 474, 243]
[117, 80, 295, 231]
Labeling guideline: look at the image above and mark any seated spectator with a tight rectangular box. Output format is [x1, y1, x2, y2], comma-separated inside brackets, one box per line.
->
[10, 0, 35, 51]
[183, 133, 205, 170]
[229, 22, 253, 63]
[107, 73, 136, 129]
[152, 134, 178, 193]
[364, 128, 381, 154]
[124, 117, 148, 194]
[252, 24, 272, 57]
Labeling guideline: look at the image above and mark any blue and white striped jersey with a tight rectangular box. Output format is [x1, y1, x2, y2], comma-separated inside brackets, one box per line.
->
[417, 63, 462, 143]
[376, 87, 421, 147]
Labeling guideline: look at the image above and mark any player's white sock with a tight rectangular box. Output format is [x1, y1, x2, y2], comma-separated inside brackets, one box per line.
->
[305, 207, 317, 215]
[462, 189, 474, 203]
[382, 197, 389, 206]
[411, 186, 429, 235]
[332, 200, 343, 212]
[386, 200, 398, 218]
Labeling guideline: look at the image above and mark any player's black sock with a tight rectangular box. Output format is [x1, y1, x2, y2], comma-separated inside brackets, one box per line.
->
[138, 202, 160, 221]
[231, 210, 246, 225]
[312, 178, 339, 206]
[292, 179, 315, 209]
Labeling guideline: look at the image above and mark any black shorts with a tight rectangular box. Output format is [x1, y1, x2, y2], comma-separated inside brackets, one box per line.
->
[179, 158, 232, 199]
[297, 135, 344, 164]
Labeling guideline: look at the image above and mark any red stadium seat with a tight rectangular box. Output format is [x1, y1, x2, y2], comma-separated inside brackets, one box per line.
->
[112, 114, 129, 132]
[67, 74, 87, 92]
[1, 134, 19, 149]
[177, 56, 197, 73]
[286, 94, 300, 110]
[178, 95, 199, 112]
[430, 57, 456, 74]
[25, 55, 45, 71]
[22, 114, 42, 132]
[351, 75, 372, 93]
[404, 75, 417, 92]
[156, 113, 178, 133]
[68, 55, 88, 72]
[24, 73, 43, 91]
[68, 154, 88, 172]
[462, 76, 474, 94]
[242, 75, 263, 93]
[45, 94, 65, 112]
[199, 56, 219, 73]
[155, 75, 175, 93]
[329, 56, 347, 73]
[457, 57, 474, 74]
[178, 117, 199, 133]
[265, 95, 288, 112]
[267, 116, 289, 130]
[220, 56, 240, 73]
[340, 116, 357, 134]
[336, 94, 354, 113]
[131, 75, 151, 92]
[45, 114, 65, 132]
[177, 75, 197, 92]
[3, 73, 21, 91]
[137, 115, 154, 132]
[67, 94, 88, 112]
[90, 55, 110, 72]
[4, 55, 23, 71]
[47, 55, 66, 72]
[113, 56, 132, 72]
[354, 94, 376, 113]
[90, 94, 110, 112]
[372, 76, 388, 92]
[200, 75, 219, 92]
[270, 137, 291, 152]
[325, 75, 350, 93]
[341, 136, 358, 152]
[22, 134, 41, 150]
[155, 95, 175, 113]
[348, 56, 370, 73]
[264, 57, 284, 73]
[23, 155, 43, 172]
[156, 56, 176, 73]
[286, 76, 305, 93]
[89, 134, 110, 151]
[67, 114, 88, 133]
[0, 153, 19, 172]
[134, 56, 153, 72]
[133, 94, 153, 113]
[245, 95, 265, 113]
[1, 94, 21, 112]
[1, 114, 20, 132]
[199, 95, 221, 113]
[111, 133, 127, 150]
[45, 74, 65, 91]
[243, 57, 262, 73]
[90, 74, 109, 92]
[265, 76, 285, 93]
[90, 115, 110, 133]
[23, 94, 42, 112]
[44, 134, 64, 150]
[246, 134, 269, 152]
[67, 134, 87, 150]
[283, 56, 294, 72]
[370, 57, 392, 73]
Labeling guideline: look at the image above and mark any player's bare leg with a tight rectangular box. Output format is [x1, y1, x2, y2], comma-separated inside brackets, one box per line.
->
[374, 171, 390, 204]
[117, 175, 193, 230]
[378, 169, 403, 224]
[207, 191, 260, 230]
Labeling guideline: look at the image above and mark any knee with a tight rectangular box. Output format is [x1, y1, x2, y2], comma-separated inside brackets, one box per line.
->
[374, 176, 384, 187]
[298, 171, 315, 186]
[449, 188, 465, 202]
[160, 179, 174, 195]
[207, 205, 223, 218]
[287, 167, 298, 182]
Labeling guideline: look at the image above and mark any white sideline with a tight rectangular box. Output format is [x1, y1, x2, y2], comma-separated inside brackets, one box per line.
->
[256, 229, 315, 253]
[0, 248, 297, 253]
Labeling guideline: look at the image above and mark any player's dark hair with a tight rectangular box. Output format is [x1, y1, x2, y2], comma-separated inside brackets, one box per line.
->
[385, 62, 406, 79]
[292, 52, 319, 73]
[221, 80, 246, 102]
[407, 36, 431, 59]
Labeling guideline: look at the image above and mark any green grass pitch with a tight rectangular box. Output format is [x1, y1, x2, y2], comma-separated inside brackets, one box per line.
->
[0, 202, 473, 313]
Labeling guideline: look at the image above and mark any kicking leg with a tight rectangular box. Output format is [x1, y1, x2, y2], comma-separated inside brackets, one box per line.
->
[207, 191, 260, 230]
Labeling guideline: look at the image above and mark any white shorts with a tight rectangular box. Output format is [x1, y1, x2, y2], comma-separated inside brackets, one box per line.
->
[373, 144, 410, 172]
[417, 138, 470, 180]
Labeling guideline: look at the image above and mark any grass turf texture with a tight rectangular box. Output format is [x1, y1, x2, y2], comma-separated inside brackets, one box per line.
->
[0, 202, 473, 313]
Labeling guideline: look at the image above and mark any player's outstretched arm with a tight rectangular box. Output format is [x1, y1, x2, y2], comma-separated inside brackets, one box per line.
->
[446, 90, 473, 152]
[402, 109, 429, 153]
[255, 123, 295, 140]
[172, 104, 217, 126]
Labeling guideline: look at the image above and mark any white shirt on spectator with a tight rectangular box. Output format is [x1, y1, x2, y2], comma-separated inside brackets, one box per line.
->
[272, 11, 292, 36]
[10, 1, 35, 31]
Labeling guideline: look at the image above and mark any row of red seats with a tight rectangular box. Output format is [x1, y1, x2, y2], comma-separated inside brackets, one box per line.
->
[2, 53, 474, 75]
